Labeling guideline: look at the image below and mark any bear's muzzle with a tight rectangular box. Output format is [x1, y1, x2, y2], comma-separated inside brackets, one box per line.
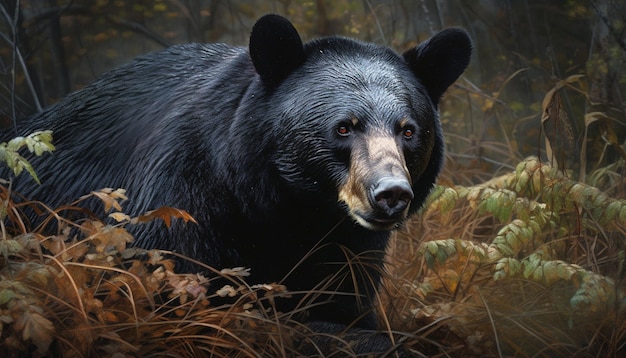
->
[369, 177, 414, 221]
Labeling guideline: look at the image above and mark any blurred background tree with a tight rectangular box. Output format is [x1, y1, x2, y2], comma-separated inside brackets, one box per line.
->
[1, 0, 625, 189]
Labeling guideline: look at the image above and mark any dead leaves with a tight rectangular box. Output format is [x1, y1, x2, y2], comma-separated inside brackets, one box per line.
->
[15, 307, 54, 355]
[87, 187, 198, 228]
[80, 188, 197, 229]
[84, 187, 127, 212]
[130, 206, 197, 227]
[0, 187, 209, 356]
[220, 267, 251, 277]
[540, 75, 584, 173]
[0, 185, 307, 357]
[0, 262, 58, 355]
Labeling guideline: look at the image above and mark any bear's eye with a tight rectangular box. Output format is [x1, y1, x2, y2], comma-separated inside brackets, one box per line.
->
[336, 125, 351, 137]
[402, 127, 415, 139]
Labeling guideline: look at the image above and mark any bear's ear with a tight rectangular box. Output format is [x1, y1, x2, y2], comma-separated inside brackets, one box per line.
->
[403, 28, 472, 106]
[249, 14, 305, 87]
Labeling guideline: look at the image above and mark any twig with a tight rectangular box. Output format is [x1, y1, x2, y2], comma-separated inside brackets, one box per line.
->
[0, 0, 43, 125]
[590, 0, 626, 52]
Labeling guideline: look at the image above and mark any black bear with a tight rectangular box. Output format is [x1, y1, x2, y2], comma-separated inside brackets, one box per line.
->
[2, 14, 471, 330]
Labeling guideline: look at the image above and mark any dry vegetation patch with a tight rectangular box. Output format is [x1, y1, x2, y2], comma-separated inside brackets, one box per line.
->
[384, 157, 626, 357]
[0, 133, 623, 357]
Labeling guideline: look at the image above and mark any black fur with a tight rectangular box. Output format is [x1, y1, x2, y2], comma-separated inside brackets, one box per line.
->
[2, 14, 471, 331]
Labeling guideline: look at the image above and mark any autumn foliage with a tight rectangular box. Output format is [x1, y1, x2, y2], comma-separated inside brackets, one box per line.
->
[0, 185, 308, 357]
[0, 129, 623, 357]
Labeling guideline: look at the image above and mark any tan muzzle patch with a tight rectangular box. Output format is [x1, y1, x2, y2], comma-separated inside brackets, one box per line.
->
[338, 133, 411, 230]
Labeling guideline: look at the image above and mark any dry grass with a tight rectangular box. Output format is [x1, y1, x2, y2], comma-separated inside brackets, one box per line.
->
[0, 188, 434, 357]
[0, 158, 624, 357]
[383, 157, 626, 357]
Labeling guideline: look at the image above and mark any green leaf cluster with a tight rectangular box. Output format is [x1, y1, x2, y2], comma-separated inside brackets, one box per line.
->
[0, 131, 55, 184]
[401, 157, 625, 355]
[418, 157, 625, 312]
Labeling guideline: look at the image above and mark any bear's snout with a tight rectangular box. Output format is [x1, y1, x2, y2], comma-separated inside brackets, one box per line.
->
[370, 177, 413, 219]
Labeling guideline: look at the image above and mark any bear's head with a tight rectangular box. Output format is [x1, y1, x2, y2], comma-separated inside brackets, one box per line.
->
[247, 14, 471, 231]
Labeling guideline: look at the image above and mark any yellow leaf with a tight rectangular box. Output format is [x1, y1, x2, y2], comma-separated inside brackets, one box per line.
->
[441, 269, 459, 292]
[220, 267, 251, 277]
[91, 225, 134, 252]
[584, 111, 608, 126]
[109, 212, 130, 222]
[91, 190, 122, 212]
[216, 285, 238, 298]
[109, 188, 128, 201]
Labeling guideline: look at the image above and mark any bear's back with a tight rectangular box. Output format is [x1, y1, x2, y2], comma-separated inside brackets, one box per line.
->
[2, 42, 252, 212]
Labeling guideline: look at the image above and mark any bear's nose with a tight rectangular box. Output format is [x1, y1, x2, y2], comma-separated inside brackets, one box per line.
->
[371, 178, 414, 217]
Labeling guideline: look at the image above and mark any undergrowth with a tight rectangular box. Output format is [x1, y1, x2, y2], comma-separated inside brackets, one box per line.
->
[0, 132, 449, 357]
[1, 133, 624, 357]
[0, 186, 307, 357]
[385, 157, 626, 357]
[0, 133, 303, 357]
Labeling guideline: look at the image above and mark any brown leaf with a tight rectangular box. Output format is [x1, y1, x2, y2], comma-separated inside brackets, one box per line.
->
[131, 206, 197, 228]
[90, 189, 124, 213]
[109, 212, 130, 223]
[41, 235, 65, 256]
[80, 220, 103, 237]
[63, 239, 90, 262]
[220, 267, 251, 277]
[216, 284, 238, 298]
[108, 188, 128, 201]
[541, 90, 576, 171]
[101, 311, 119, 323]
[91, 225, 134, 252]
[20, 311, 54, 355]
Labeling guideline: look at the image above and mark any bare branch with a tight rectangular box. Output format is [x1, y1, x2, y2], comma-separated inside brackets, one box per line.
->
[590, 0, 626, 52]
[26, 4, 172, 48]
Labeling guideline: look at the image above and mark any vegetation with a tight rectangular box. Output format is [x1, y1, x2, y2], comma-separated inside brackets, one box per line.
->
[385, 157, 625, 356]
[0, 0, 624, 356]
[0, 131, 54, 184]
[0, 185, 299, 356]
